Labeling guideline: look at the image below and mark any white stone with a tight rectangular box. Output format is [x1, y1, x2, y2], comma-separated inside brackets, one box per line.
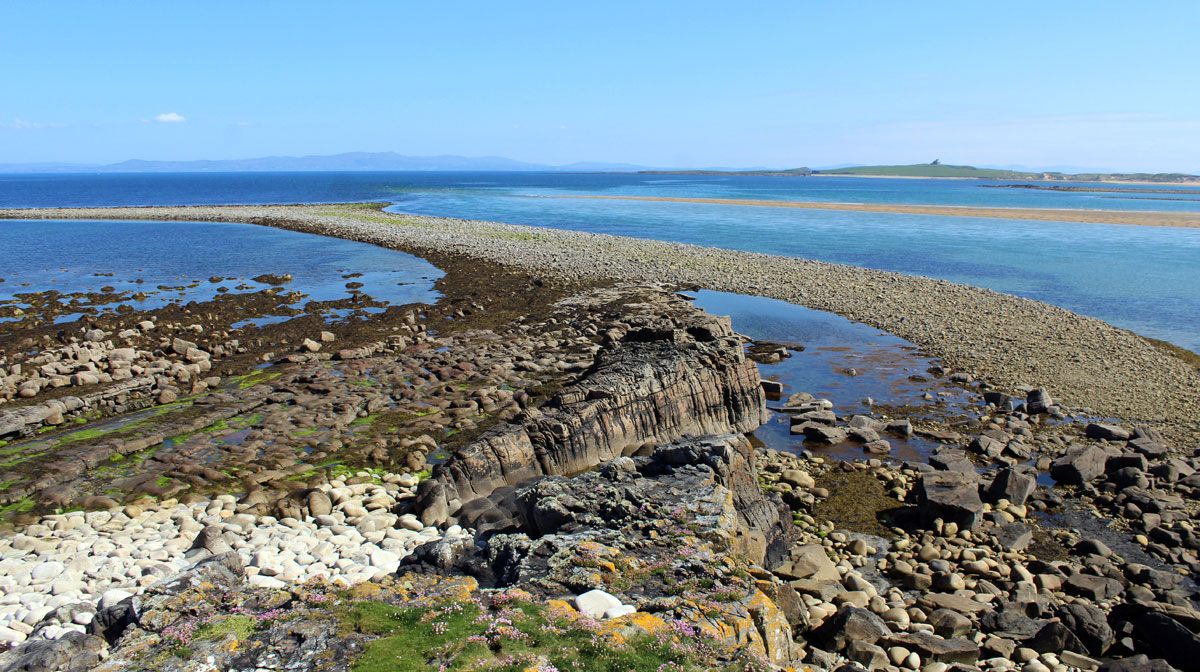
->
[603, 604, 636, 619]
[574, 589, 622, 620]
[99, 589, 134, 610]
[31, 562, 64, 582]
[368, 549, 401, 573]
[248, 575, 287, 589]
[0, 625, 26, 644]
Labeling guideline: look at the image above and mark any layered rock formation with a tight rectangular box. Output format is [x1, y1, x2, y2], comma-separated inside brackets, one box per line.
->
[417, 303, 768, 526]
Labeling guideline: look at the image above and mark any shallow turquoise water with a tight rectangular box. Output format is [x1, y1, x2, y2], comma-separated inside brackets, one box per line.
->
[1, 172, 1196, 351]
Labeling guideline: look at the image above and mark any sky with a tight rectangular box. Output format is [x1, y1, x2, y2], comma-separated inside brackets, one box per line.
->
[2, 1, 1199, 172]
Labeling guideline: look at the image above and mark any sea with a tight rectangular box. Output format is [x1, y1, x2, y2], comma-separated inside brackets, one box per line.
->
[1, 171, 1198, 352]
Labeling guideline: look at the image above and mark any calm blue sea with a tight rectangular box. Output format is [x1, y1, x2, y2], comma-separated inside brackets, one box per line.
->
[1, 171, 1197, 352]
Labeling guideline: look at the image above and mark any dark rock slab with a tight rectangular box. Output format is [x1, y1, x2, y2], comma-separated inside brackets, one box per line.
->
[915, 470, 983, 530]
[811, 606, 892, 652]
[884, 631, 980, 664]
[1051, 445, 1108, 484]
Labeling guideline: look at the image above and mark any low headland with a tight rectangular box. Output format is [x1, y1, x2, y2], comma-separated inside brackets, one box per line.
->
[639, 163, 1200, 185]
[0, 204, 1196, 671]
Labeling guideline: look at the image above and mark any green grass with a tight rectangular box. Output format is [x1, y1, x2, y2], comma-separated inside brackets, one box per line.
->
[346, 598, 742, 672]
[194, 615, 258, 642]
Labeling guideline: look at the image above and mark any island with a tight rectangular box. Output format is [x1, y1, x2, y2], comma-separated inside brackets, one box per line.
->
[640, 162, 1200, 184]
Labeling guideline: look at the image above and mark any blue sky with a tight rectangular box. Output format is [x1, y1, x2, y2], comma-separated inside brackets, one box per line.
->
[2, 1, 1198, 171]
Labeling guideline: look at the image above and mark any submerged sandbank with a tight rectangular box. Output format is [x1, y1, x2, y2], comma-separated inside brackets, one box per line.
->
[552, 194, 1200, 229]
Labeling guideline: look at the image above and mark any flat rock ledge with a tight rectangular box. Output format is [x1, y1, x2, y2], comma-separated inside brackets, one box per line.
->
[4, 204, 1195, 443]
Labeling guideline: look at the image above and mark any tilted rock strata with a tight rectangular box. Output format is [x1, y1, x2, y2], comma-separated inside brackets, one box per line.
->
[417, 309, 767, 526]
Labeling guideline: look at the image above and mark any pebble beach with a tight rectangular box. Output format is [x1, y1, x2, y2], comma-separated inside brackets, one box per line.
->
[5, 204, 1196, 441]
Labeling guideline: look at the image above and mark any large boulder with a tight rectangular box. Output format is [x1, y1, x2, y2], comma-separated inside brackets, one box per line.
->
[811, 606, 891, 652]
[1051, 445, 1108, 484]
[984, 467, 1036, 505]
[1056, 602, 1114, 656]
[914, 471, 983, 530]
[1086, 423, 1132, 441]
[1133, 611, 1200, 671]
[775, 544, 840, 582]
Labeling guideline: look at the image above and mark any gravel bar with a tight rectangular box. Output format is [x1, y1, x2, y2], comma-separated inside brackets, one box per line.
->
[5, 204, 1198, 441]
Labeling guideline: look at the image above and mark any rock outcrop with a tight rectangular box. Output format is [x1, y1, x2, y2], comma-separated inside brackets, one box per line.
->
[417, 307, 767, 526]
[407, 434, 803, 665]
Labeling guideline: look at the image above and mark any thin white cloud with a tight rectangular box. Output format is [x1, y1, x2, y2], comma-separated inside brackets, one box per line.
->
[154, 112, 186, 123]
[1, 119, 65, 129]
[234, 121, 250, 126]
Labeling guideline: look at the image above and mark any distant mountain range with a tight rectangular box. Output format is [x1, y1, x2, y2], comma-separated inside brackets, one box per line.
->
[0, 152, 653, 174]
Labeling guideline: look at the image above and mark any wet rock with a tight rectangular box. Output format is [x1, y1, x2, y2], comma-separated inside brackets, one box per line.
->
[802, 423, 848, 444]
[863, 439, 891, 455]
[929, 449, 975, 473]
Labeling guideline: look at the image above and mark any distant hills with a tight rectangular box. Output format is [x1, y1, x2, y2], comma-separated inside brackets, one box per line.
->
[0, 152, 651, 174]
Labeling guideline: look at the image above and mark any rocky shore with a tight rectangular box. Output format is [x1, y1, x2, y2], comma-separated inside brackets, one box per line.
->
[0, 205, 1195, 671]
[3, 204, 1195, 445]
